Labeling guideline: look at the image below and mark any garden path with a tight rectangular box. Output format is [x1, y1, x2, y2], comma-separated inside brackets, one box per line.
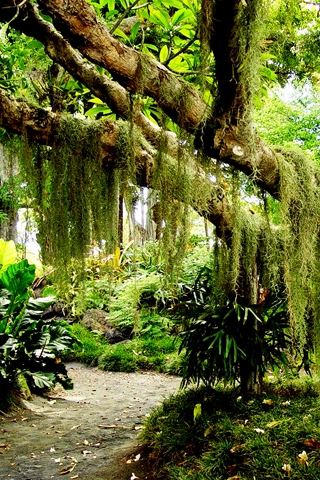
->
[0, 364, 181, 480]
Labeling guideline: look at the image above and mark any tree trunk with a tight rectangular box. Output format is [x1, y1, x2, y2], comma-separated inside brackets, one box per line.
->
[238, 259, 263, 396]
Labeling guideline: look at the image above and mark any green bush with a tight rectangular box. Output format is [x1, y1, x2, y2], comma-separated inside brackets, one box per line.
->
[173, 289, 290, 394]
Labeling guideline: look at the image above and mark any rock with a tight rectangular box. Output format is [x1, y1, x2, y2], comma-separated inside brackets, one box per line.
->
[80, 309, 128, 343]
[105, 328, 126, 344]
[80, 309, 110, 333]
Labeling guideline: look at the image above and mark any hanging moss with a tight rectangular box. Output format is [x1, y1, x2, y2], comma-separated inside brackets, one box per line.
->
[13, 116, 135, 280]
[276, 147, 320, 350]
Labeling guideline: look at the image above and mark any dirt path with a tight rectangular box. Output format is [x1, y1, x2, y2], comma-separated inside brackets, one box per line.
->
[0, 364, 181, 480]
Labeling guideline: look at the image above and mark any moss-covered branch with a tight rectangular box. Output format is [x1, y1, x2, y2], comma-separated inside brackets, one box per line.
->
[0, 88, 232, 237]
[0, 0, 284, 198]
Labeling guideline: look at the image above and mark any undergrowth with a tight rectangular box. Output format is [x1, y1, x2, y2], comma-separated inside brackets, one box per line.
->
[141, 378, 320, 479]
[61, 323, 184, 375]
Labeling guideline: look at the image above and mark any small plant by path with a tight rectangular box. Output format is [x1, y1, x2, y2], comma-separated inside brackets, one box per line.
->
[141, 377, 320, 479]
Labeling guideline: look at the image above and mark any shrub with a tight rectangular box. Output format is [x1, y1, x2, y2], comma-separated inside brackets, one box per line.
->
[173, 290, 291, 394]
[0, 240, 76, 398]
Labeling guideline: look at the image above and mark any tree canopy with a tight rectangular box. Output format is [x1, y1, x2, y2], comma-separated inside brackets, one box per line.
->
[1, 0, 320, 355]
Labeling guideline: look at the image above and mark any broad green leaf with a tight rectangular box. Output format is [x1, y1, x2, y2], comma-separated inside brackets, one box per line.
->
[149, 8, 171, 29]
[130, 22, 140, 42]
[88, 97, 105, 105]
[108, 0, 115, 9]
[0, 239, 17, 274]
[160, 0, 184, 8]
[113, 28, 130, 41]
[27, 39, 44, 50]
[179, 27, 193, 38]
[29, 371, 55, 389]
[85, 106, 112, 116]
[171, 9, 193, 26]
[27, 296, 56, 310]
[260, 52, 277, 62]
[0, 23, 9, 43]
[105, 9, 118, 18]
[159, 45, 169, 63]
[119, 0, 128, 9]
[193, 403, 202, 422]
[260, 66, 278, 82]
[0, 259, 35, 298]
[143, 43, 158, 51]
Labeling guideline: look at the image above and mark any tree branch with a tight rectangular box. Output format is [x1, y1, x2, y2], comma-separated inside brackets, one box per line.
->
[34, 0, 209, 133]
[0, 88, 232, 237]
[0, 1, 283, 199]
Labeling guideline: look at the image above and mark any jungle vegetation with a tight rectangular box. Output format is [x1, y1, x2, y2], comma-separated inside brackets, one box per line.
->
[1, 0, 320, 395]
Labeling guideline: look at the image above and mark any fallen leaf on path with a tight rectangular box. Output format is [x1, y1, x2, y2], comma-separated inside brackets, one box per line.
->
[302, 439, 320, 449]
[266, 420, 286, 429]
[47, 400, 57, 405]
[66, 456, 78, 463]
[70, 476, 79, 479]
[204, 425, 215, 437]
[59, 464, 76, 475]
[0, 444, 10, 449]
[50, 447, 56, 453]
[98, 424, 128, 429]
[53, 458, 61, 463]
[70, 424, 81, 431]
[82, 440, 90, 446]
[81, 450, 92, 455]
[230, 443, 246, 453]
[130, 474, 139, 480]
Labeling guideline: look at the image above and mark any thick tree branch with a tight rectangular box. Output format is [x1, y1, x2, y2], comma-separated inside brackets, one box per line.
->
[36, 0, 209, 133]
[0, 88, 232, 237]
[0, 0, 282, 198]
[0, 3, 195, 158]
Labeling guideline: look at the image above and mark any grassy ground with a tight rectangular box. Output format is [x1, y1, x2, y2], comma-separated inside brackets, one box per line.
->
[62, 323, 184, 375]
[140, 377, 320, 479]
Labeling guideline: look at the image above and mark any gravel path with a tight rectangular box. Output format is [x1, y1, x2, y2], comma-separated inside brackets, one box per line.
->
[0, 364, 181, 480]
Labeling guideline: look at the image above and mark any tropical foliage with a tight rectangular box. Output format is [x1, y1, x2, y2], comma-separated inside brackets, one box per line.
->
[0, 240, 75, 403]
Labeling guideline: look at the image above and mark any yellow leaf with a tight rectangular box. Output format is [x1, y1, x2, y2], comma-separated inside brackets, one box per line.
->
[59, 464, 76, 475]
[204, 424, 215, 437]
[230, 443, 246, 453]
[266, 420, 286, 428]
[193, 403, 202, 422]
[70, 424, 81, 431]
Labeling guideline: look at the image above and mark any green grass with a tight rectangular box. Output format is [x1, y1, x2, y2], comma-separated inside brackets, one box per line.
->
[61, 323, 184, 374]
[61, 323, 108, 365]
[140, 378, 320, 479]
